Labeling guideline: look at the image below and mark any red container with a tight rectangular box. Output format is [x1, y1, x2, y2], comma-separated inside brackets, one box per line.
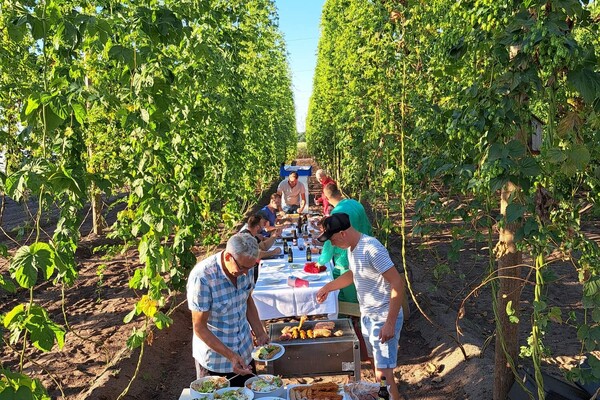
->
[287, 276, 309, 287]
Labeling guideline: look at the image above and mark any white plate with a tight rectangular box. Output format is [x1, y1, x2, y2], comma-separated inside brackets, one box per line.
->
[261, 277, 284, 285]
[302, 275, 321, 282]
[190, 376, 230, 399]
[252, 343, 285, 362]
[265, 263, 285, 269]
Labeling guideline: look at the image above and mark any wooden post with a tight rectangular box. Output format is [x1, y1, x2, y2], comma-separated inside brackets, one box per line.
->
[493, 181, 523, 400]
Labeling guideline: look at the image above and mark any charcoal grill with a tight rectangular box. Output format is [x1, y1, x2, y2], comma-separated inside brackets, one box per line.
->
[265, 318, 360, 379]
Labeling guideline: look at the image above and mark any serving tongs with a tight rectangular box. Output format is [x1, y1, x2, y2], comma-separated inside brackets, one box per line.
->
[227, 372, 256, 382]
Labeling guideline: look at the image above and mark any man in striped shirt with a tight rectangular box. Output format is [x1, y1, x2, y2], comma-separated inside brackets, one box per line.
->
[315, 213, 406, 400]
[187, 233, 269, 387]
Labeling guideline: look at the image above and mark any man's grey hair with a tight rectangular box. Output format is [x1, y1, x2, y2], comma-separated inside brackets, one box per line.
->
[226, 233, 259, 259]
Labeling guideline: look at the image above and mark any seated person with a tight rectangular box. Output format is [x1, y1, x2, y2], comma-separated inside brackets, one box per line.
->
[240, 215, 281, 259]
[257, 193, 288, 236]
[277, 171, 306, 214]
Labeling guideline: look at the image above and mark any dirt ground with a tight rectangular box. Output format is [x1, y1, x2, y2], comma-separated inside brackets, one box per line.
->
[0, 158, 594, 400]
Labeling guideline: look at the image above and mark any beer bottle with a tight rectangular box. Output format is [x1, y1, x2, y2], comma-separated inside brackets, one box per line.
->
[292, 229, 298, 246]
[378, 377, 389, 400]
[306, 245, 312, 261]
[288, 247, 293, 263]
[283, 239, 289, 254]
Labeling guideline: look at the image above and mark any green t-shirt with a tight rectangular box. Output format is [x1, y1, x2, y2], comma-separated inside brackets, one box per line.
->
[318, 198, 372, 304]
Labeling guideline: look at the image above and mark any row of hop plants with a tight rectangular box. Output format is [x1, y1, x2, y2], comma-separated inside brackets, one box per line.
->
[0, 0, 296, 398]
[307, 0, 600, 398]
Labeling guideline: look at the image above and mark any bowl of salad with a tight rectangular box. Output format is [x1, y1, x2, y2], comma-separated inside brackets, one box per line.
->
[214, 387, 254, 400]
[244, 375, 285, 399]
[190, 376, 230, 399]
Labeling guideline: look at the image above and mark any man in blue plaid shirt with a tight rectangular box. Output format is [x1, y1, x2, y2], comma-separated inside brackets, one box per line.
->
[187, 233, 269, 386]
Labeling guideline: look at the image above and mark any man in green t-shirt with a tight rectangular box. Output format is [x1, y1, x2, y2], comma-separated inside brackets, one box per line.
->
[316, 183, 372, 303]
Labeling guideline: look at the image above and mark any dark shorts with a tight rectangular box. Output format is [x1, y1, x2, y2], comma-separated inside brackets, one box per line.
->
[283, 204, 299, 214]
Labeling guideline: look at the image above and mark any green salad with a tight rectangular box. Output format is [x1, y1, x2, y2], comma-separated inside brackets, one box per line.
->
[191, 377, 229, 393]
[248, 375, 283, 392]
[214, 388, 251, 400]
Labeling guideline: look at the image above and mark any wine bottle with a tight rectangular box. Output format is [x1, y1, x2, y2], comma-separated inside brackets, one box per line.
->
[378, 377, 389, 400]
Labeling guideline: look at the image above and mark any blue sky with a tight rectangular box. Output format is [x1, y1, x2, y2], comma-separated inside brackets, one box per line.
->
[274, 0, 325, 132]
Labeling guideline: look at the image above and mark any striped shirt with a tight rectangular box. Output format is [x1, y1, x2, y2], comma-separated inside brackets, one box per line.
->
[347, 234, 395, 317]
[187, 252, 255, 372]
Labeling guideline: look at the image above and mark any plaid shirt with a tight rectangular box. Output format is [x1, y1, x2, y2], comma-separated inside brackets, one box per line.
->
[187, 252, 255, 372]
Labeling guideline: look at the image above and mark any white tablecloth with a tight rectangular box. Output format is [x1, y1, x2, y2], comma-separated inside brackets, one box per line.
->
[252, 239, 338, 320]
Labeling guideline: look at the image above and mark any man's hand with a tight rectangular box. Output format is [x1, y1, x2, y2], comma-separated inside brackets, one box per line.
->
[255, 331, 270, 346]
[230, 353, 253, 375]
[379, 321, 395, 344]
[316, 286, 330, 304]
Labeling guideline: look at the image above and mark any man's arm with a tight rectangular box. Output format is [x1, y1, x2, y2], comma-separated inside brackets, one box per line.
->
[379, 267, 406, 343]
[299, 191, 306, 213]
[191, 310, 252, 374]
[315, 270, 354, 303]
[246, 295, 269, 345]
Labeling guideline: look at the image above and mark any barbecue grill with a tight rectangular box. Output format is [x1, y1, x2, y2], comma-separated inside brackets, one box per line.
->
[265, 318, 360, 379]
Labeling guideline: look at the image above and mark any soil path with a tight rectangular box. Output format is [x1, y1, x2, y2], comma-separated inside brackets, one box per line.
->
[1, 158, 591, 400]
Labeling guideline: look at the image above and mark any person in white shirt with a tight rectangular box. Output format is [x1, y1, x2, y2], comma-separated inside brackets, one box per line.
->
[315, 213, 406, 400]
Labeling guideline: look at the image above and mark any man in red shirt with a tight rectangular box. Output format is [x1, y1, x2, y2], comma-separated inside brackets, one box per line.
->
[315, 169, 335, 216]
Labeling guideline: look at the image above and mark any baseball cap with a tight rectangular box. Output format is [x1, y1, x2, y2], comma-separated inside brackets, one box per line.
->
[317, 213, 351, 243]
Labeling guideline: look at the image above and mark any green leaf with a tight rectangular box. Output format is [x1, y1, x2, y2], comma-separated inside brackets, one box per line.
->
[592, 308, 600, 323]
[547, 148, 567, 164]
[568, 68, 600, 105]
[25, 96, 40, 116]
[108, 44, 134, 67]
[506, 300, 516, 316]
[72, 103, 86, 124]
[549, 307, 562, 323]
[519, 157, 541, 177]
[488, 143, 504, 162]
[533, 300, 547, 313]
[10, 243, 55, 289]
[505, 203, 526, 223]
[3, 304, 25, 328]
[26, 308, 65, 352]
[583, 277, 600, 297]
[506, 140, 526, 158]
[0, 274, 16, 293]
[568, 144, 590, 170]
[153, 312, 172, 330]
[44, 106, 65, 132]
[126, 328, 146, 349]
[123, 308, 137, 324]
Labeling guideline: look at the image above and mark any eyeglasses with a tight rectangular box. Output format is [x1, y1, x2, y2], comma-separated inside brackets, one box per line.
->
[230, 254, 259, 271]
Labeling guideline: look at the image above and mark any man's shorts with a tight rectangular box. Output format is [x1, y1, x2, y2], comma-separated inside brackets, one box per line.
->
[360, 309, 404, 369]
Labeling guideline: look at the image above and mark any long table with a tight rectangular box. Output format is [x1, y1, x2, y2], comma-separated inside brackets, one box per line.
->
[252, 236, 338, 320]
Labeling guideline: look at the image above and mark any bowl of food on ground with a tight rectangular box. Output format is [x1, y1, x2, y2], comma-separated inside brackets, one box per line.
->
[190, 376, 230, 399]
[244, 375, 285, 399]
